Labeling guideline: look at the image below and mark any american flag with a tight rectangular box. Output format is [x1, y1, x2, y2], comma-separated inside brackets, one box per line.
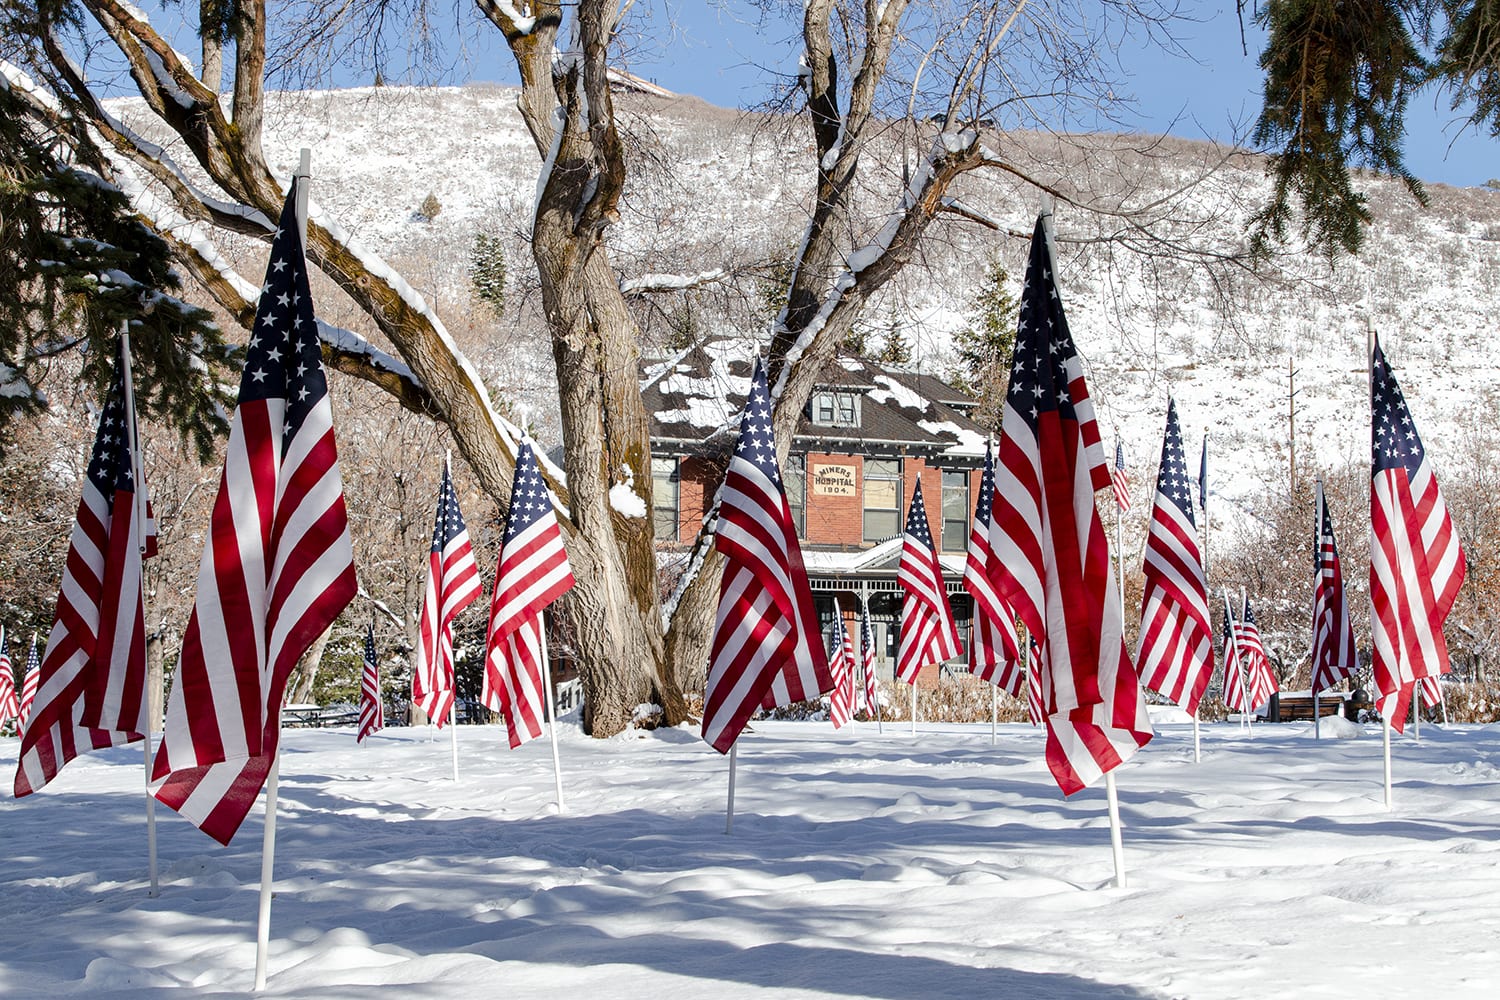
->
[1236, 597, 1278, 711]
[896, 480, 961, 685]
[986, 216, 1153, 795]
[859, 600, 879, 717]
[17, 636, 39, 731]
[357, 626, 384, 744]
[1026, 637, 1044, 725]
[481, 440, 575, 749]
[1219, 595, 1247, 713]
[1111, 440, 1132, 513]
[1369, 340, 1465, 733]
[0, 630, 17, 728]
[1137, 400, 1214, 716]
[414, 457, 482, 730]
[1310, 481, 1357, 695]
[702, 359, 831, 753]
[1416, 673, 1443, 713]
[16, 340, 156, 797]
[151, 182, 357, 845]
[965, 444, 1023, 694]
[826, 611, 855, 729]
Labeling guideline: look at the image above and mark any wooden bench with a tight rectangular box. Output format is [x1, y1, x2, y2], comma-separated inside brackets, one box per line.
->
[1268, 693, 1346, 722]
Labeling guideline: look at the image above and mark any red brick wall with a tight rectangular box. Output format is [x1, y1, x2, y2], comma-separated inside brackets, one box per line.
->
[804, 452, 862, 545]
[658, 451, 974, 550]
[675, 456, 716, 545]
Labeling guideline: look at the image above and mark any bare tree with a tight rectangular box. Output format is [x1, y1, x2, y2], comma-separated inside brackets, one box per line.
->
[4, 0, 1251, 735]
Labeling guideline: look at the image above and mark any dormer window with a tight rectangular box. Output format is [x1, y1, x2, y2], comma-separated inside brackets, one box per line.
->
[812, 391, 859, 427]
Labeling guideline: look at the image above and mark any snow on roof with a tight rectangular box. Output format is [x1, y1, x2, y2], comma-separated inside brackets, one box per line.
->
[800, 537, 967, 577]
[644, 336, 988, 460]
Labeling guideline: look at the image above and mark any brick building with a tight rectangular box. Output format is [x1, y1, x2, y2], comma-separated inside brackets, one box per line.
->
[644, 336, 991, 683]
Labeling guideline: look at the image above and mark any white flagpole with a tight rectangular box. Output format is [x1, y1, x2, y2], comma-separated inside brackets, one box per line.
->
[1382, 716, 1394, 810]
[539, 620, 565, 813]
[118, 327, 158, 896]
[253, 746, 280, 992]
[1413, 684, 1421, 741]
[444, 450, 458, 772]
[1313, 480, 1323, 742]
[255, 147, 310, 994]
[1104, 771, 1127, 888]
[1367, 321, 1392, 810]
[1241, 587, 1256, 738]
[725, 740, 738, 835]
[449, 701, 460, 781]
[990, 684, 998, 745]
[909, 681, 917, 735]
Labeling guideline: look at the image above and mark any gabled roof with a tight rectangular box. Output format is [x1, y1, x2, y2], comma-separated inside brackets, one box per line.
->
[643, 336, 989, 463]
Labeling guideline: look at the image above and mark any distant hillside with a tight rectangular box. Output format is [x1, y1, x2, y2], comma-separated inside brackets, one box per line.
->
[118, 84, 1500, 532]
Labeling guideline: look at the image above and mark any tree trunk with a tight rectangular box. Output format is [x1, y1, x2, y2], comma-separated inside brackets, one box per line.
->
[289, 627, 332, 704]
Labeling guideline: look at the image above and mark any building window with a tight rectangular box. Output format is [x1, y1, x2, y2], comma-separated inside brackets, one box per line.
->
[863, 459, 902, 542]
[784, 454, 806, 537]
[652, 457, 679, 541]
[811, 391, 859, 427]
[941, 470, 969, 551]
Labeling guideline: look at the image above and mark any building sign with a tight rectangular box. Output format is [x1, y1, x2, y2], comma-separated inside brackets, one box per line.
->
[811, 462, 857, 496]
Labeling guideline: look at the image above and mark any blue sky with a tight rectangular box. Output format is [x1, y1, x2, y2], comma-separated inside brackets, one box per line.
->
[606, 2, 1492, 189]
[134, 1, 1494, 187]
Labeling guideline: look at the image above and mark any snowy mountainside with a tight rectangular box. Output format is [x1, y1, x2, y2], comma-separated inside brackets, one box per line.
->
[140, 84, 1500, 530]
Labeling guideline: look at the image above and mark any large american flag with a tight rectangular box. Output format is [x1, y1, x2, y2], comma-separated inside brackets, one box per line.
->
[1137, 400, 1214, 716]
[1236, 597, 1278, 711]
[896, 480, 961, 684]
[986, 216, 1153, 795]
[827, 611, 854, 729]
[1370, 340, 1465, 733]
[357, 625, 384, 744]
[0, 630, 17, 728]
[414, 457, 482, 730]
[965, 444, 1023, 694]
[859, 600, 879, 717]
[702, 359, 831, 753]
[16, 341, 156, 796]
[1310, 480, 1357, 695]
[481, 440, 575, 749]
[1111, 440, 1132, 513]
[1219, 596, 1247, 713]
[151, 183, 357, 845]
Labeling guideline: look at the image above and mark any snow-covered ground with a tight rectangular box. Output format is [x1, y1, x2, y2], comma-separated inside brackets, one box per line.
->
[4, 715, 1498, 998]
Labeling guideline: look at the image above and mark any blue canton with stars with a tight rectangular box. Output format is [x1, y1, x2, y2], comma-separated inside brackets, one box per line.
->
[503, 442, 554, 544]
[733, 360, 785, 490]
[1371, 342, 1426, 480]
[974, 445, 997, 530]
[87, 341, 138, 505]
[241, 180, 329, 454]
[431, 462, 469, 554]
[904, 480, 936, 549]
[1154, 399, 1196, 527]
[1315, 489, 1340, 573]
[1005, 216, 1083, 430]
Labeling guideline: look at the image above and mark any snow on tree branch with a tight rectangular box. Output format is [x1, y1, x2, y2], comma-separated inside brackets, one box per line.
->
[619, 269, 728, 296]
